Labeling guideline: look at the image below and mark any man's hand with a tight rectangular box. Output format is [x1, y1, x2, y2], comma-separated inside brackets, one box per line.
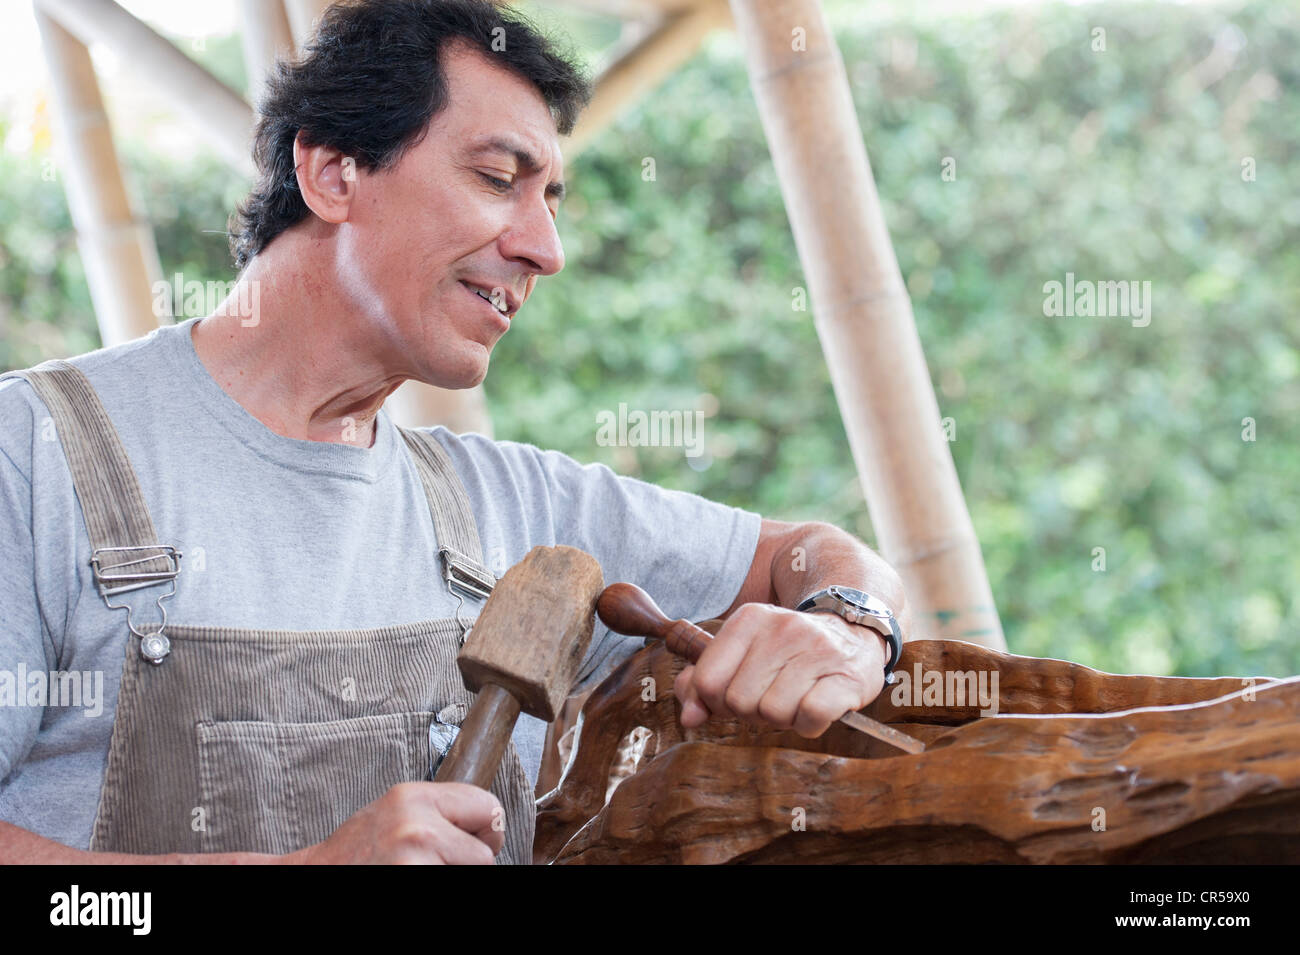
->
[283, 782, 505, 865]
[673, 602, 890, 739]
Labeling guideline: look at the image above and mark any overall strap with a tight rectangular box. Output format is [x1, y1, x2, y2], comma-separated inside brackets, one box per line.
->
[1, 360, 177, 590]
[398, 427, 497, 603]
[2, 360, 493, 629]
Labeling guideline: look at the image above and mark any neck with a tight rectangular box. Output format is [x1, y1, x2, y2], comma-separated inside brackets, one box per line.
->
[191, 240, 407, 448]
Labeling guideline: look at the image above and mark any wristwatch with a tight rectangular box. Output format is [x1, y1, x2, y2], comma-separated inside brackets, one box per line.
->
[796, 585, 903, 684]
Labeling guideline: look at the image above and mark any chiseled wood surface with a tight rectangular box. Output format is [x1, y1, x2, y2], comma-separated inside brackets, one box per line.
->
[535, 638, 1296, 864]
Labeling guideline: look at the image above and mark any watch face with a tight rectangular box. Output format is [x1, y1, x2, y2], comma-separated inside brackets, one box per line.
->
[829, 586, 890, 618]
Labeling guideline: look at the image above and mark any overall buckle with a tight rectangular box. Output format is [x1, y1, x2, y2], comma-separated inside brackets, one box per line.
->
[439, 547, 495, 643]
[439, 547, 495, 601]
[90, 545, 182, 664]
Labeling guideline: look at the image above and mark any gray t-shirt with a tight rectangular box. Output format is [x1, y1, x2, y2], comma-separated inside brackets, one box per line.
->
[0, 316, 761, 852]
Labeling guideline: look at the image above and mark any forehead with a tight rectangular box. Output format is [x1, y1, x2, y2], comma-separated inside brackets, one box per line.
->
[431, 42, 565, 181]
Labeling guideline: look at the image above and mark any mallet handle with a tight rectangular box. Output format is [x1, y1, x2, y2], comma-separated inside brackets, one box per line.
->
[434, 683, 522, 789]
[596, 582, 925, 755]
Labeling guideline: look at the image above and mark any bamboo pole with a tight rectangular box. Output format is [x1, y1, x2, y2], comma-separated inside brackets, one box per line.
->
[34, 0, 255, 177]
[283, 0, 333, 50]
[36, 10, 163, 347]
[238, 0, 294, 108]
[563, 0, 731, 161]
[729, 0, 1005, 648]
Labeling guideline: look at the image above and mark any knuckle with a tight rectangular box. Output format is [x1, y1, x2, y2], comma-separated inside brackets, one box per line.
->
[454, 780, 493, 804]
[728, 603, 768, 629]
[442, 780, 490, 809]
[391, 780, 428, 800]
[738, 605, 774, 628]
[723, 685, 751, 716]
[391, 820, 439, 855]
[756, 697, 791, 727]
[693, 670, 728, 703]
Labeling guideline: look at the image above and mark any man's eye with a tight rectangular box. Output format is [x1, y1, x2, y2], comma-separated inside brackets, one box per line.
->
[480, 173, 512, 191]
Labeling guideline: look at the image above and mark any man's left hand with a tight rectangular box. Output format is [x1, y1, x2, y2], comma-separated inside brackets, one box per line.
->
[673, 602, 890, 739]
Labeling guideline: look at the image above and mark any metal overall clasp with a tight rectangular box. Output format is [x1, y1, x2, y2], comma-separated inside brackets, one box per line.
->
[439, 546, 495, 644]
[90, 544, 181, 665]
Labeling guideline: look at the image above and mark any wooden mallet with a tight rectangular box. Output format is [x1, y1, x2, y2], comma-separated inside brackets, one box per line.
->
[434, 545, 605, 788]
[596, 582, 925, 755]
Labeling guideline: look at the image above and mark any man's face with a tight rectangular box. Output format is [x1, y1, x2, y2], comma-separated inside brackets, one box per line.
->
[334, 41, 567, 389]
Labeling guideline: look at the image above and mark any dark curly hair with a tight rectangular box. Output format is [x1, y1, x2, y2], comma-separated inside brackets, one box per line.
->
[229, 0, 591, 270]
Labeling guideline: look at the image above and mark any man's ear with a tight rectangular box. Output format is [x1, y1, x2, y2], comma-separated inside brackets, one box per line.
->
[292, 132, 357, 225]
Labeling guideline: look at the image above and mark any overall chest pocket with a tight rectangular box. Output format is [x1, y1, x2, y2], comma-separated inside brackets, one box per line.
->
[195, 712, 436, 855]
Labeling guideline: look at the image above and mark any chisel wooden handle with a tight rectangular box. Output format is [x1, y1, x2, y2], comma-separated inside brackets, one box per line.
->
[597, 582, 713, 664]
[596, 582, 925, 755]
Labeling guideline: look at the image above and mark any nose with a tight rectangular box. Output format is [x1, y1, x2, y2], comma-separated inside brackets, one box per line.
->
[500, 193, 565, 278]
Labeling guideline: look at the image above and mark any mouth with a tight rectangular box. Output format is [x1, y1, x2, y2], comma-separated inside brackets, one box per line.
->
[459, 280, 519, 328]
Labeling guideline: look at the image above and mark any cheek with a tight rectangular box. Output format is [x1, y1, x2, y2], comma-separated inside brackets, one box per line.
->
[346, 181, 499, 298]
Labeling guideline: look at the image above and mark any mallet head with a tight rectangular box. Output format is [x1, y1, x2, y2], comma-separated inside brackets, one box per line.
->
[456, 544, 605, 722]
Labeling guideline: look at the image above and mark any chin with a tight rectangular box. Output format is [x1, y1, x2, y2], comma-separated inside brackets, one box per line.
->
[423, 346, 491, 391]
[463, 341, 494, 387]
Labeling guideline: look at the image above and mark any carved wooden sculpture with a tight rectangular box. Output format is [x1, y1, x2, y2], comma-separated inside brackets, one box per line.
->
[535, 638, 1297, 864]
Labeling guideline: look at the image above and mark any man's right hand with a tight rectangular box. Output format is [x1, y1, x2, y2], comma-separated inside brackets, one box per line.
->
[284, 782, 505, 865]
[0, 781, 505, 864]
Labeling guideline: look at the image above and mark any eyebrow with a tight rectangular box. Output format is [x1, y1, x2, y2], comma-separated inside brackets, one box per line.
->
[468, 136, 566, 201]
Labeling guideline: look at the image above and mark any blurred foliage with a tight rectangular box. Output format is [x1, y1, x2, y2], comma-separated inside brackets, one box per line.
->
[1, 1, 1296, 678]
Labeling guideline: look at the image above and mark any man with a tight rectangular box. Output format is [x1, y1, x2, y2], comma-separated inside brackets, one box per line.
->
[0, 0, 906, 864]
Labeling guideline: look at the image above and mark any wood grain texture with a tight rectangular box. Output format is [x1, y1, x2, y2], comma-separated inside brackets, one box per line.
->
[535, 638, 1294, 864]
[457, 545, 604, 723]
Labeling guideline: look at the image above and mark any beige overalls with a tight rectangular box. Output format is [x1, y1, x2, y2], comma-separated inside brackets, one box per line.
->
[3, 359, 535, 863]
